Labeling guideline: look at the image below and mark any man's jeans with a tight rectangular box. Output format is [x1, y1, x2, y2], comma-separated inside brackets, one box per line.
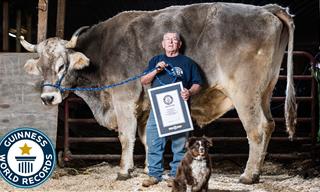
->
[146, 110, 188, 181]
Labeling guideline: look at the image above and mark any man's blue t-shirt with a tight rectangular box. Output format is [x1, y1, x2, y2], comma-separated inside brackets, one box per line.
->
[145, 54, 203, 88]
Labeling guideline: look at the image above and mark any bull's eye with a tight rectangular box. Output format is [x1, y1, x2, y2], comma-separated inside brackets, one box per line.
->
[58, 65, 64, 72]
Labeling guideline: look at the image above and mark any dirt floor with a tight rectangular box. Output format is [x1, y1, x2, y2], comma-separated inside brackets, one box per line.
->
[0, 159, 320, 192]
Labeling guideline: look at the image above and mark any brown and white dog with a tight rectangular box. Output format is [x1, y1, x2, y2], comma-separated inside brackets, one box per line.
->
[172, 137, 213, 192]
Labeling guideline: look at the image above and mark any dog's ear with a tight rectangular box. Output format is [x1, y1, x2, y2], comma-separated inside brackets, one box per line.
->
[203, 136, 213, 147]
[186, 137, 197, 149]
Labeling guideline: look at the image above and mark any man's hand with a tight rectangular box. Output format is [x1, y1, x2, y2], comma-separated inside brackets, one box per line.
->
[181, 88, 191, 101]
[155, 61, 168, 73]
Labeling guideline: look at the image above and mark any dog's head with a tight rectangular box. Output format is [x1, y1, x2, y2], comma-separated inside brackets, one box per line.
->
[186, 137, 213, 159]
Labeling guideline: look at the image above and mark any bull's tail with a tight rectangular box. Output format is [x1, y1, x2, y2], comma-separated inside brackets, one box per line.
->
[264, 4, 297, 140]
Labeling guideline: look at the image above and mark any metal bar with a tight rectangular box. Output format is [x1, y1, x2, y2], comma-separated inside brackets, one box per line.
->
[215, 117, 312, 123]
[68, 153, 310, 161]
[302, 143, 320, 149]
[65, 97, 83, 102]
[293, 51, 317, 160]
[292, 51, 316, 65]
[265, 153, 311, 160]
[278, 75, 312, 80]
[64, 99, 70, 158]
[309, 53, 317, 160]
[271, 97, 312, 101]
[67, 136, 311, 143]
[68, 118, 97, 123]
[69, 137, 119, 143]
[211, 137, 312, 142]
[70, 154, 142, 160]
[67, 117, 315, 123]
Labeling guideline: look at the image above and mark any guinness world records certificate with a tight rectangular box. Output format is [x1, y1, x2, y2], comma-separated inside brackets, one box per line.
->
[148, 82, 193, 137]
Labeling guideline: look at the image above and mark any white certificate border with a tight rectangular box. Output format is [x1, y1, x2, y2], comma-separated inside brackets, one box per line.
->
[148, 82, 194, 137]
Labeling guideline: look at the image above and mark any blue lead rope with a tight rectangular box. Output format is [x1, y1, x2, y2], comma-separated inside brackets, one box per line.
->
[42, 68, 156, 92]
[155, 62, 177, 86]
[42, 64, 176, 92]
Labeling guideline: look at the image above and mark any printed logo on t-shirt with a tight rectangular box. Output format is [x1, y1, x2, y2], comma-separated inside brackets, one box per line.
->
[171, 67, 183, 77]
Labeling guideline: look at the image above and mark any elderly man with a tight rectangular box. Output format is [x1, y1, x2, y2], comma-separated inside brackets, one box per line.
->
[141, 32, 203, 187]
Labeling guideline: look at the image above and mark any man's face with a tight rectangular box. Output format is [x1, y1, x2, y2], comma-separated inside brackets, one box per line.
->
[162, 33, 181, 52]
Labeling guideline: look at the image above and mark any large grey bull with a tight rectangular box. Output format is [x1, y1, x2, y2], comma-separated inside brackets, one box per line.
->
[19, 3, 296, 184]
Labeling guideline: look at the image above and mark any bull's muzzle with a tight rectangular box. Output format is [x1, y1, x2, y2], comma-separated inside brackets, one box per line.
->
[41, 95, 54, 105]
[40, 92, 62, 105]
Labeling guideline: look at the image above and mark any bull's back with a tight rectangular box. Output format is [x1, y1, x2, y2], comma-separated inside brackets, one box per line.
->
[79, 3, 283, 80]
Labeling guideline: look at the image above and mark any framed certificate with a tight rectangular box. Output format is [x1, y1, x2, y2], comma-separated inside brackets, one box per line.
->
[148, 82, 193, 137]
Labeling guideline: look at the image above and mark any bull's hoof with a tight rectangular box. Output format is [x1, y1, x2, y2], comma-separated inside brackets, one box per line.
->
[116, 173, 132, 180]
[252, 173, 260, 183]
[239, 175, 253, 184]
[239, 176, 252, 184]
[239, 173, 260, 184]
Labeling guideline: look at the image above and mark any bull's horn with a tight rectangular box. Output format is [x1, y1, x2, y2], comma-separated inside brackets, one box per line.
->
[65, 26, 89, 48]
[19, 36, 37, 52]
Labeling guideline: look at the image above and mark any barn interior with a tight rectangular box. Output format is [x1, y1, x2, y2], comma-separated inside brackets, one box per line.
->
[1, 0, 319, 168]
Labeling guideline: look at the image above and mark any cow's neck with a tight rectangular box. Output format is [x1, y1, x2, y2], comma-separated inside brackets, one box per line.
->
[74, 91, 118, 130]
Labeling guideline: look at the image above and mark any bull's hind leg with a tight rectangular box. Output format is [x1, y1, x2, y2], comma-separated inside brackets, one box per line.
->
[232, 92, 274, 184]
[257, 80, 277, 172]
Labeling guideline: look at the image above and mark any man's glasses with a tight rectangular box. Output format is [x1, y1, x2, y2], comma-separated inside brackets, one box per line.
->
[163, 38, 179, 43]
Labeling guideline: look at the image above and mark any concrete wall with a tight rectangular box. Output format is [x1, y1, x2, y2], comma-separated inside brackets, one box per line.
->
[0, 53, 57, 145]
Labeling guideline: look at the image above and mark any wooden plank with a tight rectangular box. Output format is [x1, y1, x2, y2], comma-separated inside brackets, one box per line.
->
[56, 0, 66, 38]
[2, 0, 9, 51]
[16, 9, 21, 52]
[26, 14, 32, 42]
[37, 0, 48, 43]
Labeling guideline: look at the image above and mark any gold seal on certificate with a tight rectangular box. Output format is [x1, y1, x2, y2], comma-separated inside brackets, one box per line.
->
[148, 82, 193, 137]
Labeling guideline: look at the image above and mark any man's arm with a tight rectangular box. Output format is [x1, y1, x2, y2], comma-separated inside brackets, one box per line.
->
[181, 84, 201, 100]
[140, 61, 167, 85]
[140, 70, 158, 85]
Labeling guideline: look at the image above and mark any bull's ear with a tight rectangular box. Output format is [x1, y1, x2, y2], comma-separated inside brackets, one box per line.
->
[24, 58, 40, 75]
[69, 52, 90, 70]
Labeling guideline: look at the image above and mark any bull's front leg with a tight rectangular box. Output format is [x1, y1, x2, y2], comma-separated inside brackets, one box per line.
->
[138, 124, 148, 174]
[117, 126, 136, 180]
[114, 102, 138, 180]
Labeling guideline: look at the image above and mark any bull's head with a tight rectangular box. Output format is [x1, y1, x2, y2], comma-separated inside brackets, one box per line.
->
[20, 26, 90, 105]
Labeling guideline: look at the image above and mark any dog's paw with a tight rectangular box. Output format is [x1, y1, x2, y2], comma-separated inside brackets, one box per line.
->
[193, 179, 198, 185]
[186, 185, 192, 192]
